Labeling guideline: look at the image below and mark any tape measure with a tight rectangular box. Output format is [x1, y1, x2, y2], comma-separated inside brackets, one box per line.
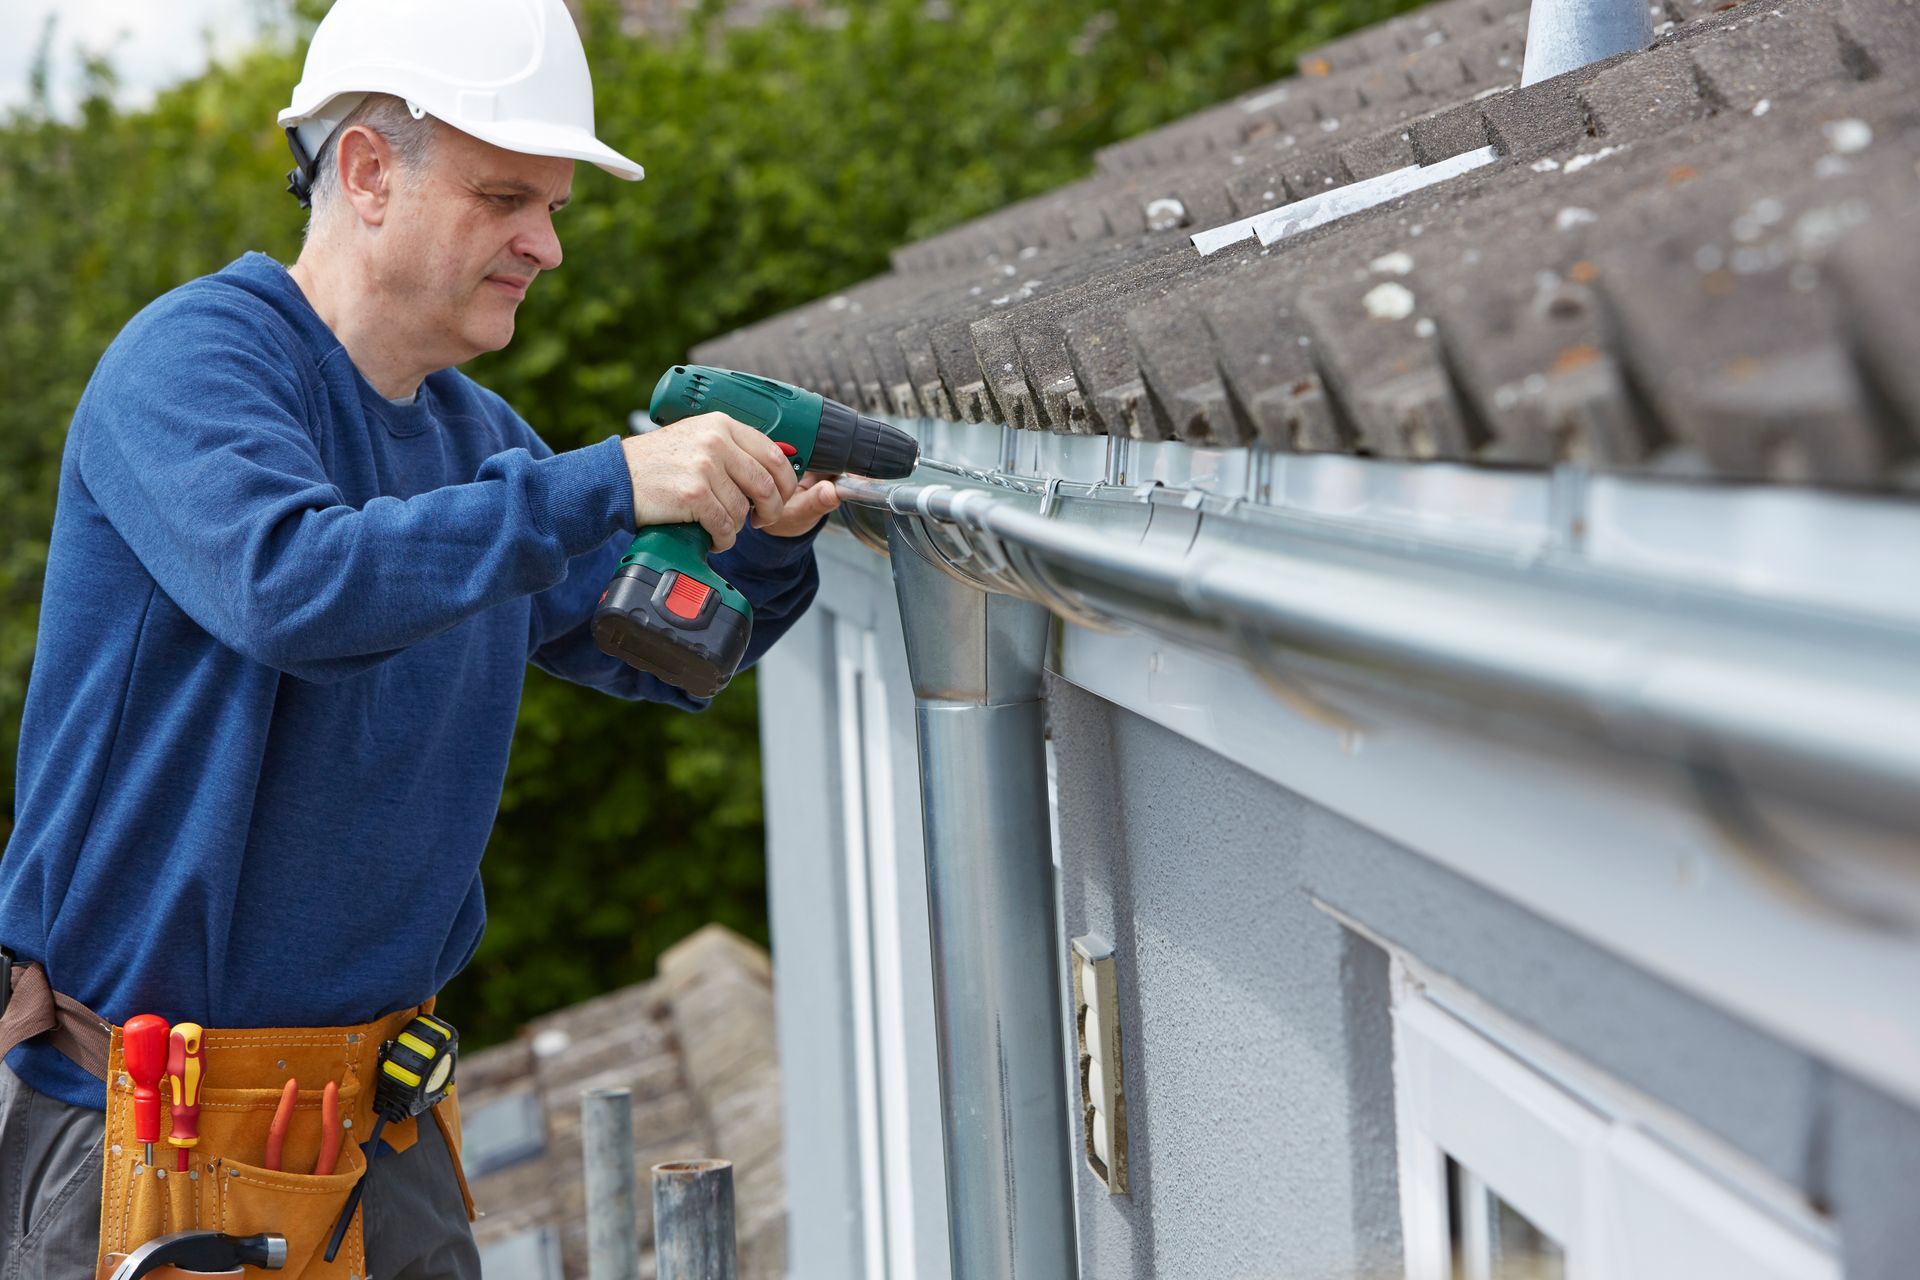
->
[373, 1014, 458, 1123]
[325, 1013, 459, 1264]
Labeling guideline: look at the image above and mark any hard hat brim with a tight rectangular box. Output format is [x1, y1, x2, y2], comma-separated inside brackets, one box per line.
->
[450, 116, 645, 182]
[279, 93, 646, 183]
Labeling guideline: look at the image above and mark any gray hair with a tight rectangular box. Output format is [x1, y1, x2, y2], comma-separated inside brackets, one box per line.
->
[308, 93, 438, 226]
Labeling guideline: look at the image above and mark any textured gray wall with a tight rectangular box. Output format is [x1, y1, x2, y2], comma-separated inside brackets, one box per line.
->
[1830, 1073, 1920, 1277]
[1045, 675, 1920, 1280]
[1048, 678, 1403, 1280]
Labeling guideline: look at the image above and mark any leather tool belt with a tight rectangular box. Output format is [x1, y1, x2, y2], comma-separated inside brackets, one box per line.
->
[1, 957, 475, 1280]
[0, 954, 113, 1080]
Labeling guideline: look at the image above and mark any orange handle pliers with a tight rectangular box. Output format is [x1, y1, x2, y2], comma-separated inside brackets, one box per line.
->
[264, 1079, 299, 1172]
[264, 1078, 344, 1175]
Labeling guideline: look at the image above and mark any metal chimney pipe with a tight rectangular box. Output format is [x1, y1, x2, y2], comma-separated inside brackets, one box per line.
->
[653, 1159, 739, 1280]
[886, 520, 1078, 1280]
[582, 1087, 640, 1280]
[1521, 0, 1653, 83]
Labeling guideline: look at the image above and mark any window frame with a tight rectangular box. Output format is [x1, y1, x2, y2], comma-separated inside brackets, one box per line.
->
[1381, 943, 1841, 1280]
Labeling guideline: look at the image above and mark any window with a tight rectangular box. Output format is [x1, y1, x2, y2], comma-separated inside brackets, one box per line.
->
[835, 617, 921, 1279]
[1448, 1157, 1567, 1280]
[1391, 956, 1839, 1280]
[458, 1087, 546, 1179]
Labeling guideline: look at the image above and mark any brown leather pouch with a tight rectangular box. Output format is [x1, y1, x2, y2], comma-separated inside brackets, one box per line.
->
[96, 1007, 472, 1280]
[97, 1260, 243, 1280]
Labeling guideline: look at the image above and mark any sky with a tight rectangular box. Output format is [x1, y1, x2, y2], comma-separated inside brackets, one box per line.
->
[3, 0, 271, 119]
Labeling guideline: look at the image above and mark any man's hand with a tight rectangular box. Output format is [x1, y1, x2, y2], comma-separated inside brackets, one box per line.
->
[620, 413, 798, 552]
[758, 472, 842, 539]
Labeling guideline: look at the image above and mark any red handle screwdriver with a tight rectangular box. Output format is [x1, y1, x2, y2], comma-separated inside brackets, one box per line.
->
[166, 1022, 205, 1173]
[123, 1014, 170, 1167]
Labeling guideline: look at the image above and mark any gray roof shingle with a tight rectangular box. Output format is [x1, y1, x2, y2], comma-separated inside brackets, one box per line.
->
[697, 0, 1920, 489]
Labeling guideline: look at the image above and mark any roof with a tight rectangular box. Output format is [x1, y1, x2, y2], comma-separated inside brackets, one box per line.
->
[695, 0, 1920, 489]
[457, 925, 784, 1280]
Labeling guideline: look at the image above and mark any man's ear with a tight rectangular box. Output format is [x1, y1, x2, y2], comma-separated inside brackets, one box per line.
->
[334, 125, 395, 226]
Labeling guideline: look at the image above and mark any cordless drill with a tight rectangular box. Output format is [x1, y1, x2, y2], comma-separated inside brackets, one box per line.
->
[593, 366, 920, 697]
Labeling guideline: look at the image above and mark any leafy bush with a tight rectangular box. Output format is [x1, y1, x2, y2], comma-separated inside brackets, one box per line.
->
[0, 0, 1418, 1045]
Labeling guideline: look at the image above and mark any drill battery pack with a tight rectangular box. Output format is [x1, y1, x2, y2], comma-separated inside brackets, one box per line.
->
[591, 563, 750, 699]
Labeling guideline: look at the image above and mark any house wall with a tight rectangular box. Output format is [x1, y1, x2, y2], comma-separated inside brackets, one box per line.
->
[761, 528, 1920, 1280]
[758, 538, 952, 1280]
[1045, 675, 1920, 1280]
[757, 606, 867, 1277]
[1047, 675, 1403, 1278]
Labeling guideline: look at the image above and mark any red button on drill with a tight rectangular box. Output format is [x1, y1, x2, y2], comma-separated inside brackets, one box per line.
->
[664, 573, 712, 621]
[777, 442, 798, 456]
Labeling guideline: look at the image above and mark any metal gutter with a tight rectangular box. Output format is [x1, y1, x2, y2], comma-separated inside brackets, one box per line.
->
[838, 466, 1920, 930]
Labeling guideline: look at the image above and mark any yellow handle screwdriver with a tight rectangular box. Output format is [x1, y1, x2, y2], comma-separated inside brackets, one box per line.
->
[166, 1023, 205, 1173]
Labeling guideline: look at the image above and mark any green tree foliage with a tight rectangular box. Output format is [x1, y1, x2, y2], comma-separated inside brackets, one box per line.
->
[0, 0, 1418, 1046]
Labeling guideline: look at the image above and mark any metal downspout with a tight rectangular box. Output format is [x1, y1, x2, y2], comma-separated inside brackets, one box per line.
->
[885, 519, 1078, 1280]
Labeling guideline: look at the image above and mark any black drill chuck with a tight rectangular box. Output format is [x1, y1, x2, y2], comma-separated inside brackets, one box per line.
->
[810, 398, 919, 479]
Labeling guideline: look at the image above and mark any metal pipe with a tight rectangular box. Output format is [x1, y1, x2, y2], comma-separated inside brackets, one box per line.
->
[887, 521, 1078, 1280]
[652, 1159, 739, 1280]
[1521, 0, 1653, 84]
[838, 474, 1920, 840]
[582, 1088, 640, 1280]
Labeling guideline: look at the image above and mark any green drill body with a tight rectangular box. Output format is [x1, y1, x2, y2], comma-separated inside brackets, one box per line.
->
[592, 366, 918, 697]
[616, 369, 826, 617]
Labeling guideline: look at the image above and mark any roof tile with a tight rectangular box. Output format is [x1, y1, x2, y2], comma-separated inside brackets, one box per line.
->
[694, 0, 1919, 488]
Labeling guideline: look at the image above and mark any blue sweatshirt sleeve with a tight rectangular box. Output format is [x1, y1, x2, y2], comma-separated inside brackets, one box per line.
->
[527, 519, 824, 711]
[75, 288, 635, 684]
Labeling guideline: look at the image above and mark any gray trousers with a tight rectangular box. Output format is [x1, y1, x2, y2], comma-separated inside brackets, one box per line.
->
[0, 1063, 480, 1280]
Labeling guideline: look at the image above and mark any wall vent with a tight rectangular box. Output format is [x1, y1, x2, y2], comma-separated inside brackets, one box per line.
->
[1071, 934, 1129, 1195]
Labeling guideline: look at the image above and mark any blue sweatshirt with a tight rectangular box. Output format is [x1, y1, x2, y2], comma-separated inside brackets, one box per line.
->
[0, 253, 820, 1109]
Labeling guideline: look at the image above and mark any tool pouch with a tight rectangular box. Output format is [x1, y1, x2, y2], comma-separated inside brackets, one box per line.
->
[97, 1261, 242, 1280]
[97, 1008, 475, 1280]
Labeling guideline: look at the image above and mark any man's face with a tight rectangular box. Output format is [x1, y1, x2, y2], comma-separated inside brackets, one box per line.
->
[374, 125, 574, 368]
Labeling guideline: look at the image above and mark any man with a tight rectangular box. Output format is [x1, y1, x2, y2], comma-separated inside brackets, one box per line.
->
[0, 1, 834, 1275]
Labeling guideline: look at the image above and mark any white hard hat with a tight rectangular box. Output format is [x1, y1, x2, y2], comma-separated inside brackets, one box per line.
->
[278, 0, 642, 206]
